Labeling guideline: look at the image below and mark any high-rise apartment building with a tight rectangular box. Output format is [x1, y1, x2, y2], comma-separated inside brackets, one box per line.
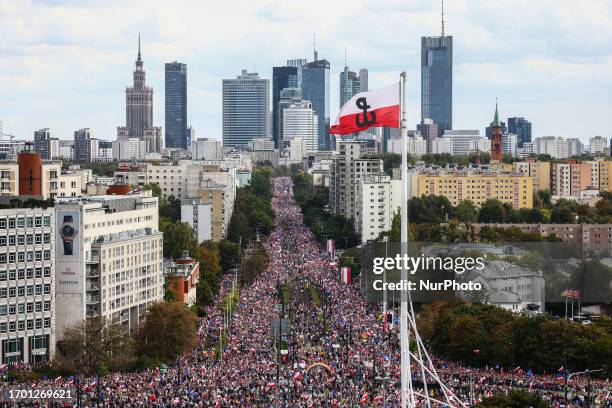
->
[507, 117, 532, 147]
[355, 174, 401, 243]
[417, 119, 439, 153]
[0, 208, 55, 364]
[589, 136, 608, 155]
[55, 193, 163, 336]
[272, 66, 298, 148]
[533, 137, 569, 159]
[330, 141, 383, 219]
[222, 70, 270, 148]
[73, 128, 98, 163]
[301, 53, 330, 150]
[502, 133, 518, 156]
[421, 35, 452, 136]
[33, 129, 58, 160]
[165, 62, 188, 149]
[513, 160, 551, 192]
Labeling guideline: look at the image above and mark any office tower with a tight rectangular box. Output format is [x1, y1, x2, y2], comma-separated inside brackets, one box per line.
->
[287, 58, 308, 86]
[125, 35, 153, 139]
[417, 119, 439, 154]
[358, 68, 369, 92]
[486, 121, 506, 139]
[0, 207, 55, 364]
[55, 193, 163, 336]
[272, 66, 298, 148]
[279, 88, 318, 154]
[490, 103, 503, 161]
[222, 70, 270, 148]
[165, 62, 188, 149]
[507, 117, 532, 147]
[339, 67, 360, 107]
[301, 51, 330, 150]
[421, 31, 453, 136]
[73, 128, 98, 163]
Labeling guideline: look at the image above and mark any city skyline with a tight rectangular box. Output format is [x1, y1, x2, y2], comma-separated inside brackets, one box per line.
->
[0, 0, 611, 143]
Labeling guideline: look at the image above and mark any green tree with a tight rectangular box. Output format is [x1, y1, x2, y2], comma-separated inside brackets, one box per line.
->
[218, 240, 242, 273]
[242, 246, 269, 285]
[160, 219, 198, 259]
[135, 302, 197, 366]
[479, 199, 505, 223]
[455, 200, 479, 223]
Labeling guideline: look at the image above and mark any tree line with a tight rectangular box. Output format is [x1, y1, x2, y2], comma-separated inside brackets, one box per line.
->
[418, 302, 612, 375]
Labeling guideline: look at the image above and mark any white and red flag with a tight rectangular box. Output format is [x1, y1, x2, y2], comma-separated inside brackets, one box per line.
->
[330, 83, 400, 135]
[340, 266, 351, 284]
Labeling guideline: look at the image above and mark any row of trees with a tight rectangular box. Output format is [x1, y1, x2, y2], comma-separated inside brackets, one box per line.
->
[55, 302, 197, 376]
[418, 302, 612, 374]
[292, 171, 360, 249]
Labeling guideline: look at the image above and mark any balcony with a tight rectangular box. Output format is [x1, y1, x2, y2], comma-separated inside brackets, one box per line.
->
[86, 295, 100, 305]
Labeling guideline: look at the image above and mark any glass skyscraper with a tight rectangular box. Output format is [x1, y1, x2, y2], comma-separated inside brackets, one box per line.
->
[301, 59, 330, 150]
[222, 70, 270, 148]
[165, 62, 188, 149]
[508, 117, 532, 147]
[421, 36, 452, 136]
[272, 66, 298, 148]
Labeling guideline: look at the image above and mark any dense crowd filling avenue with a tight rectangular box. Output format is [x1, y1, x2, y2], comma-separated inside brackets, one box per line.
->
[1, 176, 611, 407]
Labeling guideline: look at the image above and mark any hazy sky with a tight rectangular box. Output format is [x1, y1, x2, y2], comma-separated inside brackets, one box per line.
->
[1, 0, 611, 143]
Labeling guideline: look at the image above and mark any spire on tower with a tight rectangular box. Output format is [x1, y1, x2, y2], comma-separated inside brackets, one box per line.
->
[344, 47, 347, 68]
[137, 33, 142, 62]
[492, 98, 501, 127]
[313, 33, 318, 62]
[441, 0, 445, 37]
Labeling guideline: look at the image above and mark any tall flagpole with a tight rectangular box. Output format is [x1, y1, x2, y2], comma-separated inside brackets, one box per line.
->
[399, 71, 412, 408]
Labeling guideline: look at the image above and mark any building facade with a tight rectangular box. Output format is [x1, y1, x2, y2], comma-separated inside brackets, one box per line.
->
[0, 208, 55, 364]
[73, 128, 98, 163]
[507, 117, 532, 147]
[192, 138, 223, 161]
[421, 35, 452, 136]
[355, 174, 401, 243]
[165, 62, 188, 149]
[301, 57, 330, 150]
[272, 66, 298, 148]
[222, 70, 270, 148]
[55, 193, 163, 337]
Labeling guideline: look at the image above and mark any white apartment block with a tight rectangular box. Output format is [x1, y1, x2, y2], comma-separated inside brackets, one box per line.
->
[589, 136, 608, 155]
[442, 130, 490, 156]
[551, 163, 571, 197]
[534, 137, 569, 159]
[502, 133, 518, 156]
[0, 208, 55, 364]
[430, 137, 453, 154]
[112, 138, 148, 160]
[388, 135, 427, 158]
[55, 192, 163, 337]
[355, 174, 401, 243]
[0, 161, 90, 199]
[192, 138, 223, 161]
[181, 199, 212, 242]
[567, 138, 584, 158]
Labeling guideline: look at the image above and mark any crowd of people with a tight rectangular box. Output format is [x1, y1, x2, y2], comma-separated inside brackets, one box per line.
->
[0, 176, 610, 407]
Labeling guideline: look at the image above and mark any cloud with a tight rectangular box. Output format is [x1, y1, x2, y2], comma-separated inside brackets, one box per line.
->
[0, 0, 610, 142]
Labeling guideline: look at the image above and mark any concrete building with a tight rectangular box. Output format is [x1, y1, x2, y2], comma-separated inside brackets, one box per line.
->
[417, 119, 438, 154]
[112, 138, 147, 160]
[197, 181, 234, 241]
[73, 129, 98, 163]
[181, 199, 212, 242]
[330, 141, 383, 219]
[222, 70, 270, 148]
[430, 137, 453, 154]
[502, 133, 518, 157]
[534, 137, 569, 159]
[461, 260, 545, 313]
[589, 136, 608, 155]
[164, 252, 199, 306]
[513, 160, 551, 192]
[567, 138, 584, 158]
[442, 130, 490, 156]
[409, 168, 533, 208]
[34, 129, 59, 160]
[388, 133, 427, 158]
[192, 138, 222, 161]
[0, 208, 55, 364]
[355, 174, 401, 243]
[55, 192, 163, 336]
[280, 89, 318, 154]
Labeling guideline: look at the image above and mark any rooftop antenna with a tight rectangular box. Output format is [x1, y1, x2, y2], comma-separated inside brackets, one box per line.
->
[441, 0, 445, 37]
[313, 33, 318, 62]
[344, 47, 348, 67]
[137, 32, 142, 61]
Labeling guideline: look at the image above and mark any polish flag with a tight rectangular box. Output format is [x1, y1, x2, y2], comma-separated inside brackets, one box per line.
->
[340, 267, 351, 284]
[330, 83, 400, 135]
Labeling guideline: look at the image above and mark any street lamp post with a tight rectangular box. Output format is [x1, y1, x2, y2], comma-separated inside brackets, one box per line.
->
[565, 366, 606, 408]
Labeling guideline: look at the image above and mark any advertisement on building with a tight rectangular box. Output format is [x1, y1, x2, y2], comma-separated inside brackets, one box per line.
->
[55, 209, 82, 294]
